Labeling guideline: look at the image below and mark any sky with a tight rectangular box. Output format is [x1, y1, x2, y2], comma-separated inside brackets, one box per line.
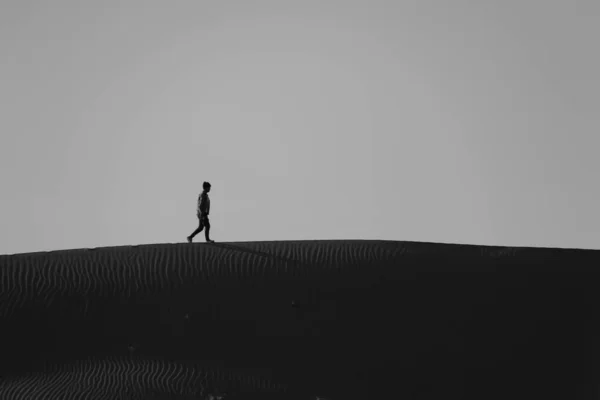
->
[1, 0, 599, 255]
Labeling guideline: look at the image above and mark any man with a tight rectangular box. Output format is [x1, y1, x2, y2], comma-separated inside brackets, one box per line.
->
[187, 181, 215, 243]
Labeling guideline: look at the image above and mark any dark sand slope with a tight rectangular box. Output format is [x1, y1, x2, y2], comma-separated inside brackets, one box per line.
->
[0, 357, 286, 399]
[0, 240, 599, 399]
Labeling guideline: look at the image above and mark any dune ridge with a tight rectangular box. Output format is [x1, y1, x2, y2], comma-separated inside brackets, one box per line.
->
[0, 240, 409, 319]
[1, 239, 598, 399]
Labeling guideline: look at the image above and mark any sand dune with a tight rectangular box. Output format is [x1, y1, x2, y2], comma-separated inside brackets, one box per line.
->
[0, 356, 287, 399]
[0, 240, 598, 399]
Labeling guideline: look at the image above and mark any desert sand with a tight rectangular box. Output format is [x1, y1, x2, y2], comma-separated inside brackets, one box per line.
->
[0, 239, 598, 399]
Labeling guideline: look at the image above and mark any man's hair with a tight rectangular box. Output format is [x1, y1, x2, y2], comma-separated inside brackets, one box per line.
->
[203, 181, 211, 190]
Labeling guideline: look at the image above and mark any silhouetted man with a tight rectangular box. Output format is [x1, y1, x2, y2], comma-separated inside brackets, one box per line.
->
[187, 181, 215, 243]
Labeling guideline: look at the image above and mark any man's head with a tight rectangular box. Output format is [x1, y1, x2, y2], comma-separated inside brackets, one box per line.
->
[203, 181, 211, 192]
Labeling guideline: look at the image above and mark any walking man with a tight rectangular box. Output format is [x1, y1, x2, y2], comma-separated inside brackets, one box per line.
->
[187, 181, 215, 243]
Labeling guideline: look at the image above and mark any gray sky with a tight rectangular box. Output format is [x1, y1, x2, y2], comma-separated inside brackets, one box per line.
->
[1, 0, 599, 255]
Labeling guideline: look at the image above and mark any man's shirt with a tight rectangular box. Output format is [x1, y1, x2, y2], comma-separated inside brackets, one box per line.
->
[197, 191, 210, 216]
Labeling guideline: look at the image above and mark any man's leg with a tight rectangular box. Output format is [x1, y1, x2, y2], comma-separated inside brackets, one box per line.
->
[204, 217, 214, 243]
[188, 217, 204, 242]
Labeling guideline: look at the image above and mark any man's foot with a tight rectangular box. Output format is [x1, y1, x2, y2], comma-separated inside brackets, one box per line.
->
[206, 239, 215, 243]
[187, 236, 192, 243]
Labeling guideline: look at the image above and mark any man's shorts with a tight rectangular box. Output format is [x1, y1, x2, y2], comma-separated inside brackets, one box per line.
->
[198, 214, 210, 227]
